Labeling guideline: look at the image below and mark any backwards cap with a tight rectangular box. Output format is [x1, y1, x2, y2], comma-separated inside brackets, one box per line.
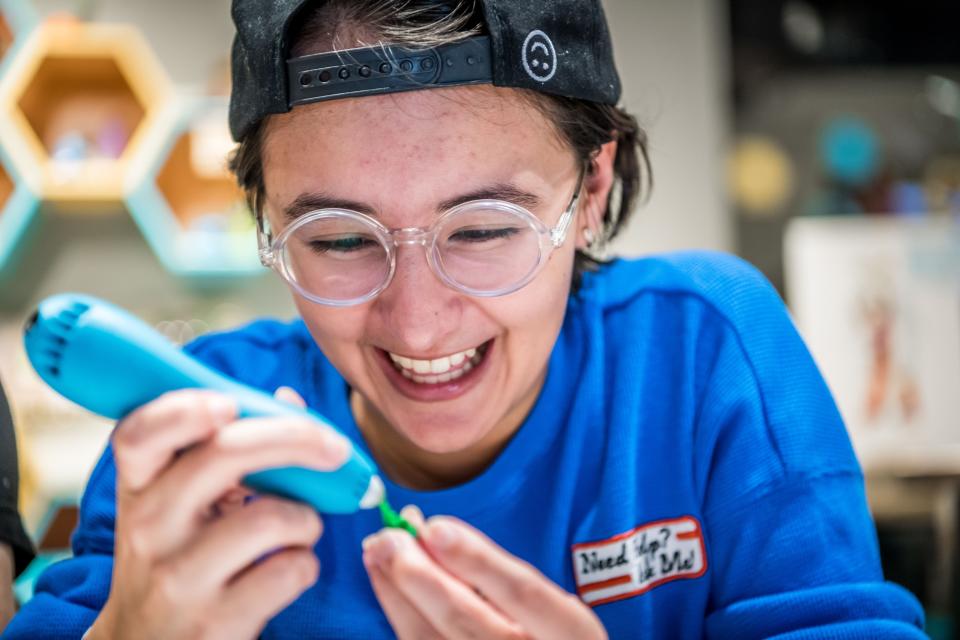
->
[229, 0, 621, 141]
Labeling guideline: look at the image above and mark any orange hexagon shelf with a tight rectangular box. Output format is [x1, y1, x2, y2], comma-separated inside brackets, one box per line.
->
[0, 16, 10, 59]
[0, 20, 171, 207]
[0, 161, 11, 202]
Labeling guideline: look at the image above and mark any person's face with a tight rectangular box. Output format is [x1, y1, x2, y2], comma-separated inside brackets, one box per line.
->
[261, 87, 598, 457]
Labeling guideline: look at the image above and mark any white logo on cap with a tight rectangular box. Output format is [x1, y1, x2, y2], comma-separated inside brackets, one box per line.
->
[522, 30, 557, 83]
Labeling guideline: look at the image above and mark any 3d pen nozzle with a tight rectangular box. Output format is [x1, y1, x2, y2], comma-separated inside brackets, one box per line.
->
[360, 475, 385, 509]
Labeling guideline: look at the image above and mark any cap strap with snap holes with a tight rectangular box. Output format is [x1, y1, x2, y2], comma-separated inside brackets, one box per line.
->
[288, 36, 493, 107]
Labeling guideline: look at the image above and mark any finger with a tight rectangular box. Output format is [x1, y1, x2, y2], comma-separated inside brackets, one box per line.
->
[400, 505, 425, 530]
[274, 386, 306, 409]
[208, 486, 256, 519]
[419, 517, 606, 639]
[364, 529, 527, 639]
[218, 547, 319, 635]
[136, 416, 349, 549]
[175, 496, 322, 594]
[113, 390, 236, 493]
[364, 561, 442, 640]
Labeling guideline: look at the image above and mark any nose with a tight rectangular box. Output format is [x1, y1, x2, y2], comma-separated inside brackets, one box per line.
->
[374, 243, 463, 354]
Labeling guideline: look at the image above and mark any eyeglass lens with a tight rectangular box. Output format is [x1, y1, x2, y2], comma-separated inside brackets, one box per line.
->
[280, 207, 545, 301]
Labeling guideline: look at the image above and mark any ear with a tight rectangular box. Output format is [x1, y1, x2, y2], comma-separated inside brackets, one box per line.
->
[575, 138, 618, 251]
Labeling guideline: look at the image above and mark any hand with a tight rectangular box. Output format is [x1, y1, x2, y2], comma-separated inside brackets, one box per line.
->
[362, 508, 607, 640]
[87, 387, 349, 640]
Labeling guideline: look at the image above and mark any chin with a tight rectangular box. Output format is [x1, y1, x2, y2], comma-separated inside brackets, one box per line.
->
[393, 409, 492, 454]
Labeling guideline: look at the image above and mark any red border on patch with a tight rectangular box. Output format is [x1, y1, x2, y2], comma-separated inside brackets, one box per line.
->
[570, 515, 708, 607]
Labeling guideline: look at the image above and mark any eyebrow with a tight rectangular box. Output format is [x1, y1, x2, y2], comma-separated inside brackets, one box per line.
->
[283, 184, 543, 223]
[438, 184, 541, 212]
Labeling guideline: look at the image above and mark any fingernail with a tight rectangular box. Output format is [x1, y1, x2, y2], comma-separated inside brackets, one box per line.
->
[400, 504, 424, 527]
[379, 532, 400, 561]
[275, 386, 306, 407]
[425, 520, 457, 550]
[208, 396, 236, 422]
[322, 432, 351, 460]
[366, 532, 399, 568]
[223, 487, 252, 504]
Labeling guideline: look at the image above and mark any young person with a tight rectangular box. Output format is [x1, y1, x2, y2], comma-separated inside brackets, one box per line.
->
[4, 1, 926, 638]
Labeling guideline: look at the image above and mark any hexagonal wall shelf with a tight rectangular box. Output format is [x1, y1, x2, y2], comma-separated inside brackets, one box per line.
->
[0, 137, 41, 275]
[125, 96, 264, 279]
[0, 0, 38, 75]
[0, 19, 171, 207]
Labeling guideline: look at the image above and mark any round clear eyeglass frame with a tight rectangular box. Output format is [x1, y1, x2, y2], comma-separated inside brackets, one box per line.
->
[257, 168, 585, 307]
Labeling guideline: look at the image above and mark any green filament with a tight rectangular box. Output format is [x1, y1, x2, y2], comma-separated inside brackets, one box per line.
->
[379, 498, 418, 537]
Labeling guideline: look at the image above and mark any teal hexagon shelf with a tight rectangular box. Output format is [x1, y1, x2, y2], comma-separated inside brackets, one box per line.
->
[0, 135, 41, 275]
[0, 0, 41, 276]
[125, 96, 265, 280]
[0, 0, 38, 76]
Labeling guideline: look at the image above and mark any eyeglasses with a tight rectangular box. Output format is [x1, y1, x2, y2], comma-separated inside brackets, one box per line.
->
[258, 170, 584, 307]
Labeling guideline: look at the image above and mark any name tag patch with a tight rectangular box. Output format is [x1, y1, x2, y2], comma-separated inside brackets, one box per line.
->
[571, 516, 707, 606]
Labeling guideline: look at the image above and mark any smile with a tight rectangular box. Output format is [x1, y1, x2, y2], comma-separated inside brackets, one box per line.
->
[387, 343, 489, 385]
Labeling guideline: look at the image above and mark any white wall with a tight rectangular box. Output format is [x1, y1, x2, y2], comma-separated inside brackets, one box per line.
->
[604, 0, 733, 255]
[32, 0, 235, 90]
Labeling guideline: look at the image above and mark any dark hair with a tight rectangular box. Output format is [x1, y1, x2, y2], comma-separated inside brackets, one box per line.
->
[229, 0, 652, 292]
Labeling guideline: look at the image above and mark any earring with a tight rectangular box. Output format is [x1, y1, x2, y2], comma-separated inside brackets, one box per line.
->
[583, 228, 596, 246]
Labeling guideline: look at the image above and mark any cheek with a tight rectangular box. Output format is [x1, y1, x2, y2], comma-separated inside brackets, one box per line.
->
[495, 250, 574, 345]
[294, 297, 368, 361]
[536, 243, 577, 308]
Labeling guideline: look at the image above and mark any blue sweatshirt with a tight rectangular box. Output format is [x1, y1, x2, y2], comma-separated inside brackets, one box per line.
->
[3, 252, 925, 639]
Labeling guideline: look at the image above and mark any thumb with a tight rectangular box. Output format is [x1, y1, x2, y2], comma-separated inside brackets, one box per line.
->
[274, 386, 307, 408]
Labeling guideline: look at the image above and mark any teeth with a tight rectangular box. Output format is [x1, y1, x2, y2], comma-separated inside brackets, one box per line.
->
[413, 359, 431, 374]
[388, 343, 485, 385]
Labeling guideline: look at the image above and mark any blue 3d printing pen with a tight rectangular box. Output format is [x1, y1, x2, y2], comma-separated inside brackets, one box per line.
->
[23, 293, 414, 530]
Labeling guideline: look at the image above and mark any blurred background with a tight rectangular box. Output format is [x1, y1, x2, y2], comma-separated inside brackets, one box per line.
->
[0, 0, 957, 635]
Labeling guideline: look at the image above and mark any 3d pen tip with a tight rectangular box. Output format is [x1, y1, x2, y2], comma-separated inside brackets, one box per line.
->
[360, 475, 385, 509]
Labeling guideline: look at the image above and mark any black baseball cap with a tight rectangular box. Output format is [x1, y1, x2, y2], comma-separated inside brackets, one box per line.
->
[229, 0, 622, 141]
